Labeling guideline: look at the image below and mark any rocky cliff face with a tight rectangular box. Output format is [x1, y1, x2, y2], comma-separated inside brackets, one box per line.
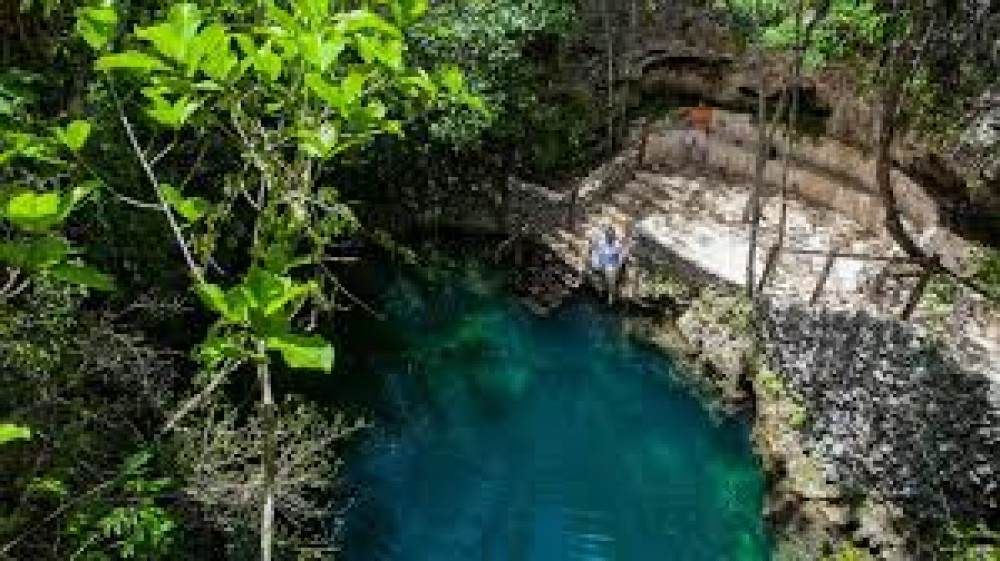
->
[757, 301, 1000, 558]
[566, 0, 1000, 243]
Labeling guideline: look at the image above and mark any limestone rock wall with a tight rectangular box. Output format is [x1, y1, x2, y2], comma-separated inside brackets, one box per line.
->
[642, 109, 944, 235]
[758, 300, 1000, 553]
[569, 0, 999, 239]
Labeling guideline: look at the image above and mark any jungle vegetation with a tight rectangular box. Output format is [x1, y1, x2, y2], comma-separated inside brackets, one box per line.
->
[0, 0, 998, 559]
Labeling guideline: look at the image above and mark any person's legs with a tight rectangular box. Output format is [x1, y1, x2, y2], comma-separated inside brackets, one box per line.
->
[603, 266, 618, 305]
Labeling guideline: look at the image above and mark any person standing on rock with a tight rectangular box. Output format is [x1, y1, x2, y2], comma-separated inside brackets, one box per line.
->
[682, 102, 713, 167]
[590, 225, 628, 305]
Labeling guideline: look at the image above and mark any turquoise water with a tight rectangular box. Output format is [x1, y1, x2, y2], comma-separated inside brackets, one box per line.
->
[339, 267, 769, 560]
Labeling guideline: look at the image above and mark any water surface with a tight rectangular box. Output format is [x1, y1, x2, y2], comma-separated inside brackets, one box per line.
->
[339, 267, 769, 560]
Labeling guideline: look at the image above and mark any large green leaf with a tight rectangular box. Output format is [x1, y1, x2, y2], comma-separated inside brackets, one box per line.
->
[291, 0, 330, 25]
[253, 44, 283, 82]
[356, 36, 403, 70]
[195, 282, 229, 316]
[75, 5, 118, 51]
[3, 181, 100, 231]
[48, 263, 115, 291]
[336, 10, 401, 38]
[56, 119, 92, 152]
[265, 2, 300, 34]
[297, 122, 340, 158]
[0, 423, 31, 445]
[1, 190, 61, 230]
[305, 73, 341, 108]
[267, 333, 334, 372]
[161, 183, 209, 222]
[299, 33, 346, 72]
[135, 3, 203, 63]
[196, 25, 238, 81]
[96, 51, 169, 73]
[0, 237, 73, 269]
[244, 269, 314, 317]
[439, 65, 465, 95]
[146, 96, 201, 128]
[387, 0, 429, 26]
[197, 333, 247, 367]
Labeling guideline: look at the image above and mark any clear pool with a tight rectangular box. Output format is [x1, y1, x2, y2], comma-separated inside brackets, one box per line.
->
[337, 268, 770, 560]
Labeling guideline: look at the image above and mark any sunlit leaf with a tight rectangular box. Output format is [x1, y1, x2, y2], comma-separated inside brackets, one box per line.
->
[197, 333, 247, 367]
[253, 44, 283, 82]
[1, 190, 61, 230]
[56, 119, 91, 152]
[291, 0, 330, 25]
[96, 51, 169, 73]
[266, 2, 299, 33]
[195, 282, 229, 316]
[146, 96, 201, 128]
[136, 3, 202, 63]
[75, 5, 118, 51]
[300, 33, 346, 72]
[439, 64, 465, 94]
[267, 333, 334, 372]
[336, 9, 401, 38]
[190, 24, 236, 80]
[161, 183, 209, 222]
[244, 269, 314, 317]
[0, 423, 31, 445]
[356, 36, 403, 70]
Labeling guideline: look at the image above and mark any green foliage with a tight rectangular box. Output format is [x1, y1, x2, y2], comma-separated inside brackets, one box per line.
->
[266, 333, 335, 372]
[942, 522, 1000, 560]
[822, 542, 874, 561]
[756, 365, 807, 428]
[0, 277, 188, 559]
[410, 0, 576, 144]
[48, 263, 115, 291]
[195, 269, 332, 372]
[53, 119, 92, 153]
[720, 0, 888, 70]
[89, 0, 481, 388]
[160, 184, 209, 223]
[975, 248, 1000, 302]
[0, 110, 112, 290]
[0, 423, 32, 445]
[0, 0, 577, 557]
[0, 182, 94, 232]
[66, 452, 179, 560]
[75, 5, 119, 51]
[0, 70, 40, 120]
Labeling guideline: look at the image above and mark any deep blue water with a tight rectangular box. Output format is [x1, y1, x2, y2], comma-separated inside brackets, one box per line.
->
[338, 266, 769, 561]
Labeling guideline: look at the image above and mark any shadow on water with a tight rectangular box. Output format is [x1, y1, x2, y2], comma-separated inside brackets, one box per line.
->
[315, 259, 770, 560]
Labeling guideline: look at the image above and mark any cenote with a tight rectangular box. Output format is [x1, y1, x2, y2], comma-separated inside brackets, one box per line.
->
[329, 262, 770, 560]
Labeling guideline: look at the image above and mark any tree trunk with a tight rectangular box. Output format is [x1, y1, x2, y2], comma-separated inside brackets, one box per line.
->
[810, 247, 838, 305]
[758, 0, 805, 294]
[901, 268, 933, 319]
[602, 0, 615, 154]
[747, 36, 767, 299]
[874, 82, 923, 260]
[258, 341, 276, 561]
